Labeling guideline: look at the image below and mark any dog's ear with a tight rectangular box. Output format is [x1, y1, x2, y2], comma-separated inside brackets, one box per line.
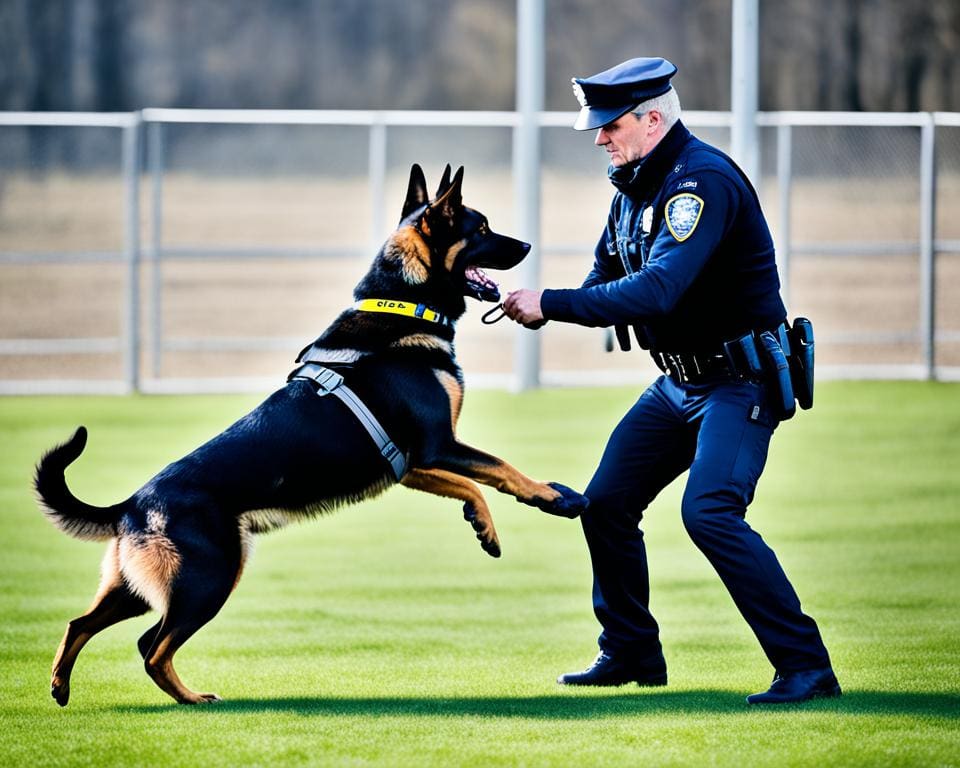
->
[435, 164, 452, 197]
[429, 166, 463, 224]
[401, 164, 430, 222]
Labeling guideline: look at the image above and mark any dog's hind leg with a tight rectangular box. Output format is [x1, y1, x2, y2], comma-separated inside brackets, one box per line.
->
[142, 558, 240, 705]
[137, 529, 247, 659]
[51, 540, 151, 706]
[402, 468, 501, 557]
[137, 620, 162, 660]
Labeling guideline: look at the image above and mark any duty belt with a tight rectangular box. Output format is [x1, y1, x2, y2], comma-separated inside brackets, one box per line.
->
[289, 363, 407, 481]
[653, 322, 791, 385]
[655, 320, 815, 420]
[654, 350, 734, 384]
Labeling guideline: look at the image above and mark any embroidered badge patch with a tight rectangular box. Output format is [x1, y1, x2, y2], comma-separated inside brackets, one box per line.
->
[665, 193, 704, 242]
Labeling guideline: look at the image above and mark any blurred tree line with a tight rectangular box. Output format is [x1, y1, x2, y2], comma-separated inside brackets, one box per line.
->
[1, 0, 958, 113]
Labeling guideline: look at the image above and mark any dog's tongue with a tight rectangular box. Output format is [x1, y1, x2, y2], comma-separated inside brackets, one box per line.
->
[465, 266, 500, 302]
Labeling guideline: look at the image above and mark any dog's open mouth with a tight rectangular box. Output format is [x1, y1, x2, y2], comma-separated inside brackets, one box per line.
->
[464, 266, 501, 302]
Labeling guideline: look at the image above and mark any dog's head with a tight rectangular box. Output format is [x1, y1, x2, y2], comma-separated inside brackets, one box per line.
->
[355, 164, 530, 318]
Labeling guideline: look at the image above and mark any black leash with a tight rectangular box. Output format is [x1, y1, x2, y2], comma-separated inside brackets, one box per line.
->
[481, 304, 508, 325]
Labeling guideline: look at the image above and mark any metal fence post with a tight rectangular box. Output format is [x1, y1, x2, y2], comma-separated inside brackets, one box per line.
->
[148, 120, 165, 379]
[122, 114, 143, 393]
[369, 116, 388, 251]
[513, 0, 544, 391]
[776, 123, 792, 306]
[731, 0, 760, 181]
[919, 114, 936, 380]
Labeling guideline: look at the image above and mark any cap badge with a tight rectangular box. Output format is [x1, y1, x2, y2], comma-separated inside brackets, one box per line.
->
[571, 80, 588, 108]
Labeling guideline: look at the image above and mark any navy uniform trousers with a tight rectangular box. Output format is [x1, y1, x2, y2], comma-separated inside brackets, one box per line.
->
[583, 373, 831, 674]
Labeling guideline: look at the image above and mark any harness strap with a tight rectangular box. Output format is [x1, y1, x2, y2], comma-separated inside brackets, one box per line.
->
[291, 362, 407, 481]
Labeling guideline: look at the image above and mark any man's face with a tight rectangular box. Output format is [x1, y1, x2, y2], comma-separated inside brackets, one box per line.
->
[595, 112, 655, 166]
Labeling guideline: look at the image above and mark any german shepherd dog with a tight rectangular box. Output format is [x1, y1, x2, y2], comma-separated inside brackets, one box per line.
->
[35, 164, 588, 706]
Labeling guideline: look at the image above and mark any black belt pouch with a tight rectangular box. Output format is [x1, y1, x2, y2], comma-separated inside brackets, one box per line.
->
[788, 317, 815, 410]
[758, 331, 796, 421]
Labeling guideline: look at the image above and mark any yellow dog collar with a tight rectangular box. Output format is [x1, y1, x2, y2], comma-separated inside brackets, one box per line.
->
[354, 299, 451, 327]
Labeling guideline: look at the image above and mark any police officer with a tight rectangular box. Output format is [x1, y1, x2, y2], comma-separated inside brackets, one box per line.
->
[503, 57, 839, 704]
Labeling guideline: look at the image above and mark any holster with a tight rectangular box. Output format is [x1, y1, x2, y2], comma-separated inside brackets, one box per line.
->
[719, 320, 813, 420]
[723, 328, 794, 420]
[757, 330, 796, 420]
[788, 317, 815, 410]
[723, 331, 764, 378]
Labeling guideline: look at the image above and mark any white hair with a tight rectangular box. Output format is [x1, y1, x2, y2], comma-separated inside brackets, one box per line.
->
[632, 87, 681, 131]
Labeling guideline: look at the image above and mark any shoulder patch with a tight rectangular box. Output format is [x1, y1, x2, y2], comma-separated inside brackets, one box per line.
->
[665, 193, 704, 242]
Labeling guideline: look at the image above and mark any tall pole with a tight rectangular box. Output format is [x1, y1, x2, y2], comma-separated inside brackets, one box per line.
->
[731, 0, 759, 181]
[919, 115, 936, 380]
[512, 0, 544, 391]
[122, 116, 142, 393]
[149, 121, 164, 380]
[368, 115, 388, 251]
[776, 123, 793, 306]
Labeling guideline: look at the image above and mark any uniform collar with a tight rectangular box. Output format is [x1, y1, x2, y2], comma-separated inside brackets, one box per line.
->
[608, 120, 691, 198]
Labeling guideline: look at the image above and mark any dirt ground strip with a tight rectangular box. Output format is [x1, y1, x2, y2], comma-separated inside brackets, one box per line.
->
[1, 173, 958, 383]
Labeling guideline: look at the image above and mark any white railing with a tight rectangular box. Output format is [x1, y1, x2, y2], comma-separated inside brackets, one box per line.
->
[0, 109, 957, 393]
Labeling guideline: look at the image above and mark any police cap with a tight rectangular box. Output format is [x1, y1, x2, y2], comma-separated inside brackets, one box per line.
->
[571, 57, 678, 131]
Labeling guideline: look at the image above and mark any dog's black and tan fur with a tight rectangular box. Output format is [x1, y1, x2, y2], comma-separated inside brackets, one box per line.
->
[35, 165, 588, 706]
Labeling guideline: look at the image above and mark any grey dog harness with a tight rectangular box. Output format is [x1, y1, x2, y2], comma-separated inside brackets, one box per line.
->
[290, 362, 407, 481]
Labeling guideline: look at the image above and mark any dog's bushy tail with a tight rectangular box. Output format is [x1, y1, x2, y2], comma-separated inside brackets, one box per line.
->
[34, 427, 121, 541]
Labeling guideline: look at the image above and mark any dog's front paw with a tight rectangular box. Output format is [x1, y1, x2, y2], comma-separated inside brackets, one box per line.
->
[463, 502, 501, 558]
[536, 482, 589, 519]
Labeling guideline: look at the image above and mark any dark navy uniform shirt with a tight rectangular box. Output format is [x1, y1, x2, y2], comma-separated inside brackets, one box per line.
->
[540, 120, 786, 353]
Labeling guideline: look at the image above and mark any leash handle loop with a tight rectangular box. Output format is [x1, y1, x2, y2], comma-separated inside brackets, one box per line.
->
[481, 304, 507, 325]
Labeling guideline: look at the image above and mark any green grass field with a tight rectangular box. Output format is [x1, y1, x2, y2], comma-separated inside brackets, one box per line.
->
[1, 382, 958, 767]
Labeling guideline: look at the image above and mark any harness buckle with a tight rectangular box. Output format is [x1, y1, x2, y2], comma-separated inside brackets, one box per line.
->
[295, 362, 344, 394]
[313, 366, 344, 393]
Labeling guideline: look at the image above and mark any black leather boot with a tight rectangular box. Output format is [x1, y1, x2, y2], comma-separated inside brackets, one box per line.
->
[557, 652, 667, 687]
[746, 667, 841, 704]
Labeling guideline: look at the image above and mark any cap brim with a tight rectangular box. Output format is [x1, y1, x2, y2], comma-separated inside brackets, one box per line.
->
[573, 103, 637, 131]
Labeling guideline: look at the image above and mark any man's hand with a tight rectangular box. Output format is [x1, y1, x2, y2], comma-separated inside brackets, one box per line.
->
[503, 289, 545, 327]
